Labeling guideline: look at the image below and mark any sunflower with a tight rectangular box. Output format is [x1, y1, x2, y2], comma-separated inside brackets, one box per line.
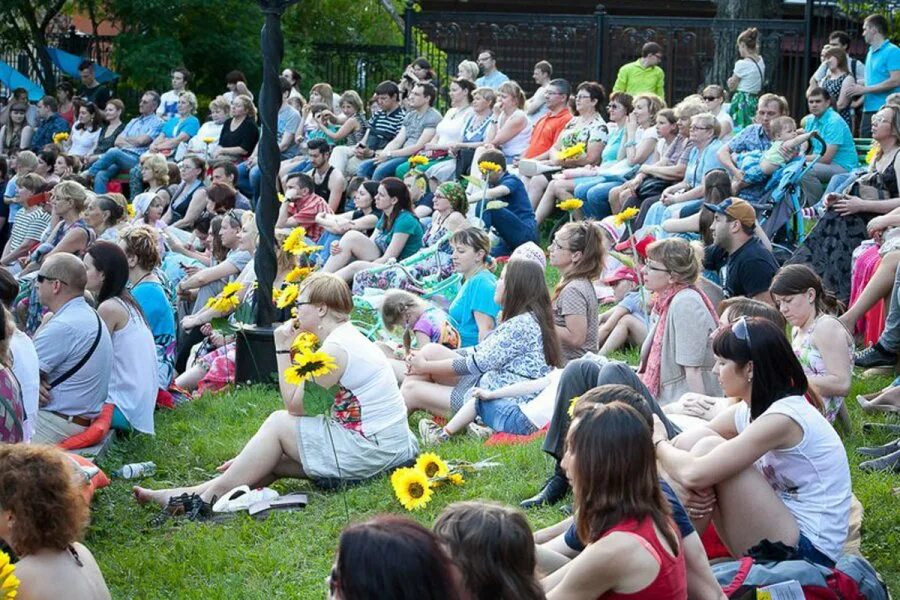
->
[282, 226, 307, 254]
[222, 281, 243, 297]
[202, 136, 216, 144]
[126, 203, 136, 219]
[449, 473, 465, 486]
[866, 142, 880, 166]
[415, 452, 449, 480]
[206, 290, 241, 313]
[391, 467, 434, 511]
[290, 331, 319, 354]
[478, 160, 501, 174]
[274, 283, 299, 309]
[408, 154, 429, 167]
[285, 266, 314, 283]
[555, 142, 586, 161]
[52, 132, 69, 144]
[0, 550, 19, 600]
[567, 395, 581, 418]
[613, 207, 640, 227]
[557, 198, 584, 212]
[284, 350, 337, 385]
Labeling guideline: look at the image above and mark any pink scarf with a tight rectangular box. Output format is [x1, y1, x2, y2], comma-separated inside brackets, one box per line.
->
[640, 284, 718, 397]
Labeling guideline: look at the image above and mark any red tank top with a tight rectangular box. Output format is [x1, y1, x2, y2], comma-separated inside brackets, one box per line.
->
[596, 516, 687, 600]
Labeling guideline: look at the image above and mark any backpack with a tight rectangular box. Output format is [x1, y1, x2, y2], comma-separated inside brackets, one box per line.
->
[712, 555, 888, 600]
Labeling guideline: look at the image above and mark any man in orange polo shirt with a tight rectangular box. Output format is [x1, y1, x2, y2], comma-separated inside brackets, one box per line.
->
[522, 79, 573, 160]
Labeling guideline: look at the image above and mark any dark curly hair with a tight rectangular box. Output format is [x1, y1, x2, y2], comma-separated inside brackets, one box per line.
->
[0, 444, 90, 556]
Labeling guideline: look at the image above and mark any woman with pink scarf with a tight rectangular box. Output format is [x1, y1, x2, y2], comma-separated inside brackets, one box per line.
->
[638, 238, 721, 405]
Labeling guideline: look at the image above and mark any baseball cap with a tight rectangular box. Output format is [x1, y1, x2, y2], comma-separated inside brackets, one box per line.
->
[603, 266, 639, 285]
[614, 233, 656, 259]
[703, 197, 756, 228]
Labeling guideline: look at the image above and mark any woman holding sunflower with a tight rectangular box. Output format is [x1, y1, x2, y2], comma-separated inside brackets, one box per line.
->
[133, 273, 418, 510]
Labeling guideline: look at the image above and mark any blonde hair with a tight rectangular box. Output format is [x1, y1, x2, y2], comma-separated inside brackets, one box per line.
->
[232, 95, 257, 121]
[457, 60, 480, 81]
[141, 153, 170, 186]
[769, 116, 797, 138]
[634, 94, 666, 121]
[473, 87, 497, 106]
[209, 95, 231, 115]
[646, 238, 700, 284]
[52, 180, 89, 212]
[121, 225, 161, 271]
[300, 272, 353, 315]
[381, 290, 424, 332]
[178, 91, 198, 113]
[339, 90, 364, 114]
[497, 81, 526, 109]
[691, 112, 721, 138]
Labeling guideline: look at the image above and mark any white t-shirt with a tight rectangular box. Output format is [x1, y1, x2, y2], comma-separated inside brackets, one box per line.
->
[733, 57, 766, 93]
[434, 105, 473, 145]
[157, 89, 182, 120]
[635, 125, 659, 164]
[734, 395, 851, 561]
[107, 300, 158, 434]
[10, 330, 39, 442]
[68, 126, 101, 157]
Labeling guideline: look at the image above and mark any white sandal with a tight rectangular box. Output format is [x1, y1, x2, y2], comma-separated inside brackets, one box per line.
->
[212, 485, 279, 513]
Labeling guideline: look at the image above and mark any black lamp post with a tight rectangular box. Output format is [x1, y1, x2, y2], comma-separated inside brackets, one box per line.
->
[235, 0, 298, 384]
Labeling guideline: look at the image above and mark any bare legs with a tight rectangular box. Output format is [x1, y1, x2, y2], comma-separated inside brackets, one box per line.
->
[857, 386, 900, 413]
[527, 174, 551, 211]
[175, 363, 208, 392]
[839, 250, 900, 332]
[134, 410, 305, 507]
[536, 178, 576, 225]
[598, 314, 648, 355]
[400, 343, 462, 416]
[321, 230, 382, 274]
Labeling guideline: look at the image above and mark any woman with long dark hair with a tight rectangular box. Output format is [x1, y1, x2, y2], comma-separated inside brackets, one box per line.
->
[435, 501, 544, 600]
[545, 401, 686, 598]
[770, 264, 852, 423]
[329, 516, 465, 600]
[322, 177, 423, 282]
[407, 259, 562, 441]
[84, 241, 158, 433]
[653, 317, 851, 568]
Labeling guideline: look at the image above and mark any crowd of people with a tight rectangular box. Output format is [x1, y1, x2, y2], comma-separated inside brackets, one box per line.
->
[0, 12, 898, 599]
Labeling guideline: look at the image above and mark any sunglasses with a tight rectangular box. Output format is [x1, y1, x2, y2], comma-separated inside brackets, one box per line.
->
[37, 274, 68, 286]
[702, 96, 720, 102]
[733, 316, 752, 352]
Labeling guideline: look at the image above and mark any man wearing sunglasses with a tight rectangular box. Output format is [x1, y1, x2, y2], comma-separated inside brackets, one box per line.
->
[612, 42, 666, 101]
[31, 254, 112, 443]
[703, 198, 778, 305]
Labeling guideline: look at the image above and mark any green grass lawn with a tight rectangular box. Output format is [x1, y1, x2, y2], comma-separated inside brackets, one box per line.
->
[86, 366, 900, 599]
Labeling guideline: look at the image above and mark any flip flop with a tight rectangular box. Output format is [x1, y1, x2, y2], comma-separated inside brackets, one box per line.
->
[248, 492, 309, 519]
[212, 485, 279, 513]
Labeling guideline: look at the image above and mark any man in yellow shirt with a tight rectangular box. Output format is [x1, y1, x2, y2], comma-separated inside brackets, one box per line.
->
[612, 42, 666, 101]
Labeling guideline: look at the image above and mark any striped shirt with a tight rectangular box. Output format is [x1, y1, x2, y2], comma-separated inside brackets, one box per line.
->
[8, 208, 50, 251]
[366, 107, 406, 151]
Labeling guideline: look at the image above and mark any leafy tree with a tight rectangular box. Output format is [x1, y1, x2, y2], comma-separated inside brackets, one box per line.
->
[0, 0, 70, 92]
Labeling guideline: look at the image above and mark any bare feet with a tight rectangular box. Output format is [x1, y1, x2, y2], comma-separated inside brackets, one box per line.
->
[133, 486, 181, 508]
[856, 388, 900, 413]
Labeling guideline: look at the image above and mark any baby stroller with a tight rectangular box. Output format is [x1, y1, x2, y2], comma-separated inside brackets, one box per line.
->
[752, 133, 826, 264]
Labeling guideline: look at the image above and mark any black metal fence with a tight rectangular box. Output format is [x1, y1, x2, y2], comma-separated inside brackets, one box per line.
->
[306, 43, 408, 103]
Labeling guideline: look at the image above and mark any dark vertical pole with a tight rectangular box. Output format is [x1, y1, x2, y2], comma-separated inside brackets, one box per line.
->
[803, 0, 814, 86]
[255, 1, 295, 326]
[594, 4, 607, 86]
[404, 0, 415, 62]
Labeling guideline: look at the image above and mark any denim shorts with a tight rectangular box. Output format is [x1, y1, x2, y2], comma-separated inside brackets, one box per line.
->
[796, 533, 835, 568]
[475, 399, 537, 435]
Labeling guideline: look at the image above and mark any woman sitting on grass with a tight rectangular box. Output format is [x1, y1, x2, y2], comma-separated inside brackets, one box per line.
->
[0, 444, 112, 600]
[653, 318, 851, 568]
[544, 401, 687, 598]
[434, 501, 545, 600]
[329, 516, 466, 600]
[446, 227, 501, 348]
[406, 259, 561, 442]
[134, 273, 418, 509]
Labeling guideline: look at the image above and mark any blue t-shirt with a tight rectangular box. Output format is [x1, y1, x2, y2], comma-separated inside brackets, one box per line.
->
[277, 105, 301, 159]
[601, 127, 625, 164]
[685, 139, 725, 188]
[4, 177, 20, 224]
[475, 70, 510, 90]
[804, 107, 859, 172]
[618, 289, 648, 325]
[161, 115, 200, 140]
[564, 479, 694, 551]
[865, 40, 900, 112]
[449, 269, 501, 348]
[495, 172, 536, 226]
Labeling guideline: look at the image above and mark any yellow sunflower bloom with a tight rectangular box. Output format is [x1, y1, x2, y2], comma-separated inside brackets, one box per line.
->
[282, 227, 308, 254]
[866, 142, 880, 166]
[284, 350, 337, 385]
[557, 198, 584, 212]
[126, 204, 136, 219]
[408, 155, 429, 166]
[52, 132, 69, 144]
[222, 281, 243, 297]
[285, 266, 314, 283]
[415, 452, 449, 480]
[206, 293, 240, 313]
[202, 137, 216, 144]
[567, 395, 581, 418]
[0, 550, 20, 600]
[449, 473, 465, 486]
[555, 142, 586, 161]
[478, 160, 501, 174]
[290, 331, 319, 354]
[613, 207, 640, 227]
[274, 283, 299, 309]
[391, 467, 434, 511]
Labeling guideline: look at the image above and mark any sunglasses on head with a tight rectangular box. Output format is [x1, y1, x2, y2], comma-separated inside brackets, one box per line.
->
[733, 316, 752, 352]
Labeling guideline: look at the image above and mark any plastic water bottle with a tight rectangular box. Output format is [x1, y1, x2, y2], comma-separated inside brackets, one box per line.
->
[113, 462, 156, 479]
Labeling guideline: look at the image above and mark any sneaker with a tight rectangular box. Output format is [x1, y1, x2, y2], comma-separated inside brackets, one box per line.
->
[854, 343, 897, 369]
[467, 421, 494, 440]
[418, 418, 449, 445]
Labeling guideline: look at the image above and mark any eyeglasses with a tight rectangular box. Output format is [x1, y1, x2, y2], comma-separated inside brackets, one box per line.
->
[575, 94, 593, 100]
[37, 274, 68, 286]
[549, 239, 572, 252]
[690, 125, 712, 131]
[547, 91, 566, 97]
[733, 316, 752, 352]
[702, 96, 720, 102]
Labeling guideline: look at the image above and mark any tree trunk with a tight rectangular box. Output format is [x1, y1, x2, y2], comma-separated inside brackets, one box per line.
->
[707, 0, 783, 88]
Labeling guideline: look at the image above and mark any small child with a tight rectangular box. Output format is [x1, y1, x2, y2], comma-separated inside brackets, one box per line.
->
[597, 266, 649, 355]
[1, 173, 51, 270]
[380, 289, 455, 352]
[732, 116, 816, 194]
[276, 172, 332, 242]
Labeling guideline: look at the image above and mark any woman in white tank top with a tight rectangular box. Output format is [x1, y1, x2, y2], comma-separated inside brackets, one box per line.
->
[652, 317, 851, 567]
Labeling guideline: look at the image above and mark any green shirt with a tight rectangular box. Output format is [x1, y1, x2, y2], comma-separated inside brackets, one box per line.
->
[612, 59, 665, 100]
[375, 210, 423, 260]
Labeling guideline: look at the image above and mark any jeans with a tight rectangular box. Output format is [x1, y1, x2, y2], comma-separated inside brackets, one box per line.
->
[357, 156, 406, 181]
[475, 201, 538, 257]
[542, 359, 679, 461]
[878, 261, 900, 353]
[800, 162, 847, 207]
[476, 398, 537, 435]
[312, 231, 340, 265]
[88, 148, 140, 194]
[573, 178, 621, 220]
